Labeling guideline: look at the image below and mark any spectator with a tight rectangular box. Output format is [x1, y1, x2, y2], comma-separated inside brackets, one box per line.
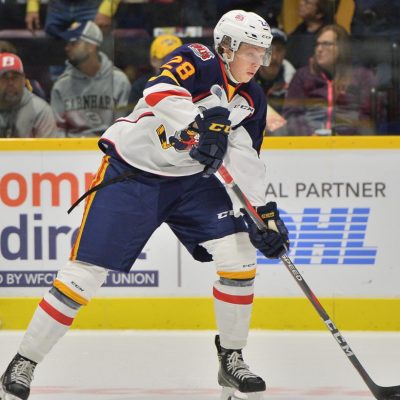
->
[129, 34, 182, 107]
[25, 0, 121, 35]
[350, 0, 400, 88]
[50, 21, 130, 137]
[286, 0, 337, 69]
[354, 1, 400, 134]
[256, 28, 295, 115]
[283, 24, 377, 136]
[216, 1, 283, 28]
[0, 40, 47, 100]
[0, 2, 26, 30]
[0, 53, 57, 138]
[25, 0, 122, 83]
[180, 0, 218, 27]
[351, 0, 400, 42]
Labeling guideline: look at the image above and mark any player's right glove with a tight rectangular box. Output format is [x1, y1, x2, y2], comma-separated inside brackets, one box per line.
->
[189, 106, 231, 177]
[244, 201, 290, 259]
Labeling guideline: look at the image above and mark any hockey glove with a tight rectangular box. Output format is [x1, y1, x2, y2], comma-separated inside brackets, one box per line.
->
[244, 201, 290, 259]
[189, 106, 231, 177]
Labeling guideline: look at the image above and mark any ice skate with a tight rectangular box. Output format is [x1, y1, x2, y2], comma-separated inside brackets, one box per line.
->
[0, 354, 36, 400]
[215, 335, 265, 400]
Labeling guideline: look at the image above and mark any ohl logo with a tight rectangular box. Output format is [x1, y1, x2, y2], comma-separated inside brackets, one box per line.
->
[258, 207, 378, 266]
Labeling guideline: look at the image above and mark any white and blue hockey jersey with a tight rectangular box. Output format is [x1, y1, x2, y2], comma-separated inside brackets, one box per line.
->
[100, 43, 268, 206]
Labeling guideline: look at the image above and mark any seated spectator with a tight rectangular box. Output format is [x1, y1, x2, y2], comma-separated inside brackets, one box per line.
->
[0, 53, 57, 138]
[0, 40, 47, 100]
[26, 0, 122, 82]
[286, 0, 337, 69]
[283, 24, 377, 136]
[350, 0, 400, 88]
[256, 28, 295, 115]
[0, 2, 26, 30]
[50, 21, 130, 137]
[25, 0, 120, 35]
[129, 34, 182, 107]
[216, 1, 283, 28]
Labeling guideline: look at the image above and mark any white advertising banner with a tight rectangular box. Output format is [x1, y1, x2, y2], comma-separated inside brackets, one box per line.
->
[0, 140, 399, 299]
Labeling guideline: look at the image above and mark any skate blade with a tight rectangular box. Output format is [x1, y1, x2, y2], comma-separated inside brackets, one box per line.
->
[220, 387, 263, 400]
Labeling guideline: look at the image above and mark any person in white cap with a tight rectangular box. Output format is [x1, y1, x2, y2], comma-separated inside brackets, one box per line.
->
[50, 20, 130, 137]
[0, 52, 57, 138]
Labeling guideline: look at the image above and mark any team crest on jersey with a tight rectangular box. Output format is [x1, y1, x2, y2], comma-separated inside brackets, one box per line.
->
[156, 124, 199, 152]
[169, 128, 199, 151]
[188, 44, 215, 61]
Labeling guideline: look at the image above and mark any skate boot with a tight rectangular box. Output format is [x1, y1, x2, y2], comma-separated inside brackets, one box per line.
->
[0, 354, 37, 400]
[215, 335, 266, 400]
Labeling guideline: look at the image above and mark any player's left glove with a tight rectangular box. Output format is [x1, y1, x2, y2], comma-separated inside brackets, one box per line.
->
[244, 201, 290, 259]
[189, 106, 231, 177]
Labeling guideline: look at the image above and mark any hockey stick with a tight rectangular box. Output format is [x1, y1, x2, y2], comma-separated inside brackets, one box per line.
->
[218, 164, 400, 400]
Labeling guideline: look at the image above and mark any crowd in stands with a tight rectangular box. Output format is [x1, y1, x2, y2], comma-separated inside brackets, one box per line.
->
[1, 0, 400, 137]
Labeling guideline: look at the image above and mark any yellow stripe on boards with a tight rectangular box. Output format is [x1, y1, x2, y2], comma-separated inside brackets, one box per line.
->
[1, 297, 400, 330]
[0, 138, 99, 151]
[1, 136, 400, 152]
[260, 136, 400, 150]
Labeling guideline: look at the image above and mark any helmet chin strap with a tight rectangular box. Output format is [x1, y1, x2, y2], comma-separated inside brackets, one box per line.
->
[221, 53, 239, 85]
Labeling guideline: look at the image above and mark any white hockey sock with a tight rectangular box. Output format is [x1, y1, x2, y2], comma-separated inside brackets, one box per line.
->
[18, 288, 80, 363]
[213, 279, 254, 350]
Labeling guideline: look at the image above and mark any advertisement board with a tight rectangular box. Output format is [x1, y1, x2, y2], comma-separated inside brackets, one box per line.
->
[1, 137, 400, 330]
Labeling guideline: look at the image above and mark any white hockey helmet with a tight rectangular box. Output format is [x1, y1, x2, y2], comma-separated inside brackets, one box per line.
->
[214, 10, 273, 66]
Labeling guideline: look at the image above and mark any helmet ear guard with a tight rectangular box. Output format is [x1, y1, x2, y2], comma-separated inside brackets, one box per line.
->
[217, 36, 235, 64]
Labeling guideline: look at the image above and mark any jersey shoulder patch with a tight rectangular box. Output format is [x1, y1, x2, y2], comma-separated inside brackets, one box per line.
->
[187, 43, 215, 61]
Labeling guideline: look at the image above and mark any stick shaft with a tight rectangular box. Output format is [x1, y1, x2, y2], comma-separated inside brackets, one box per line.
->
[218, 165, 381, 398]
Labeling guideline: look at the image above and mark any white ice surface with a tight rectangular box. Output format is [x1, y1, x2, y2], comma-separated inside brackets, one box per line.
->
[1, 330, 400, 399]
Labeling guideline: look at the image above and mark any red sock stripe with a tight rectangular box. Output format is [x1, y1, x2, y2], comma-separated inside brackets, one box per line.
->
[213, 287, 254, 305]
[39, 299, 74, 326]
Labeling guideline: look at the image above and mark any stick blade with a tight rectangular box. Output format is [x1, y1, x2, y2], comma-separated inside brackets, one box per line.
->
[374, 385, 400, 400]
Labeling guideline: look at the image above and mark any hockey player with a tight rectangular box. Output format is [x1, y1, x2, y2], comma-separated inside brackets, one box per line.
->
[0, 10, 289, 400]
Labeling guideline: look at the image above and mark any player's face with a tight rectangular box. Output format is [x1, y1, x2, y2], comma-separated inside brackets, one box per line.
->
[230, 43, 266, 83]
[0, 71, 25, 106]
[65, 40, 91, 66]
[315, 30, 338, 70]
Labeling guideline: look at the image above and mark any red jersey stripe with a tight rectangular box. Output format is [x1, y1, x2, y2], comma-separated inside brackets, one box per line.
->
[213, 287, 254, 305]
[115, 112, 154, 124]
[145, 90, 192, 107]
[193, 91, 210, 103]
[39, 299, 74, 326]
[239, 90, 255, 109]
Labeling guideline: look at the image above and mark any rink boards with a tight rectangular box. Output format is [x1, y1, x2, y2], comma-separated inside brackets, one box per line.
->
[0, 136, 400, 331]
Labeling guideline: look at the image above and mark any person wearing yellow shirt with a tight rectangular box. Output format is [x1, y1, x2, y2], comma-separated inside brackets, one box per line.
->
[25, 0, 120, 35]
